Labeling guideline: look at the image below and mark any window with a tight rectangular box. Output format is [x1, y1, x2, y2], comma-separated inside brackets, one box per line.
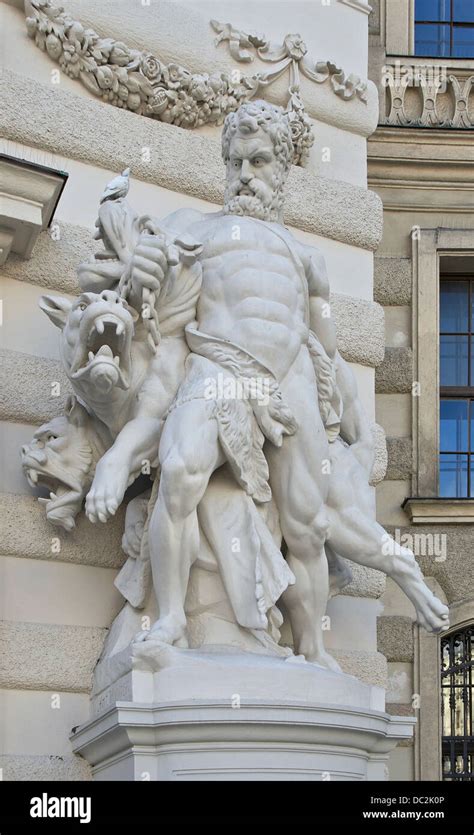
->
[439, 277, 474, 497]
[441, 626, 474, 781]
[415, 0, 474, 57]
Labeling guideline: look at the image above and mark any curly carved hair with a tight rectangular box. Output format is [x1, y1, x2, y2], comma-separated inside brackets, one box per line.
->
[221, 100, 294, 173]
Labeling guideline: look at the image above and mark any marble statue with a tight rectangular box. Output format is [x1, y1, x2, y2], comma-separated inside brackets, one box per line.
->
[23, 100, 449, 673]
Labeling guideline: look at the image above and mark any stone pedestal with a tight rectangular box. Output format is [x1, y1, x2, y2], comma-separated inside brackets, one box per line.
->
[70, 644, 414, 781]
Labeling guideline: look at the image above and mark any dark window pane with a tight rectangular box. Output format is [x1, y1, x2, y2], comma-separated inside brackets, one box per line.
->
[415, 22, 451, 55]
[454, 0, 474, 22]
[439, 453, 468, 497]
[471, 461, 474, 497]
[471, 339, 474, 386]
[440, 335, 469, 385]
[440, 280, 469, 332]
[416, 0, 451, 21]
[453, 25, 474, 57]
[440, 399, 469, 451]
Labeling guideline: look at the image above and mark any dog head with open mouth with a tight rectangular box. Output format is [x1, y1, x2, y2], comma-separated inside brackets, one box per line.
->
[40, 290, 138, 397]
[21, 396, 108, 531]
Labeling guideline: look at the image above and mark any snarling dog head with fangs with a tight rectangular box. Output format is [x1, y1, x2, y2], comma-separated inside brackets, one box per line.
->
[20, 397, 108, 531]
[40, 290, 138, 396]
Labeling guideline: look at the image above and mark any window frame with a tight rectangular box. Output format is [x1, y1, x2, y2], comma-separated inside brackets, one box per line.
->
[383, 0, 474, 57]
[439, 275, 474, 498]
[412, 229, 474, 499]
[414, 600, 472, 780]
[440, 624, 474, 781]
[415, 0, 474, 58]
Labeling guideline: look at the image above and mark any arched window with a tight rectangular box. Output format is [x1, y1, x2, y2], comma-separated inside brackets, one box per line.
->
[441, 625, 474, 780]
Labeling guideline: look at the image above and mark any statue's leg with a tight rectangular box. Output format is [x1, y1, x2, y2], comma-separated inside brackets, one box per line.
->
[325, 444, 448, 632]
[266, 351, 340, 671]
[136, 399, 224, 645]
[327, 508, 449, 633]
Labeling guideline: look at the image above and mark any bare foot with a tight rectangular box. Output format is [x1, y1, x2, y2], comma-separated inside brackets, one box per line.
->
[305, 648, 342, 673]
[134, 614, 188, 646]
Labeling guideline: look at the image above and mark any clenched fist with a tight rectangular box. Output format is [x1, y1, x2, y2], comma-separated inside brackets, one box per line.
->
[129, 231, 170, 297]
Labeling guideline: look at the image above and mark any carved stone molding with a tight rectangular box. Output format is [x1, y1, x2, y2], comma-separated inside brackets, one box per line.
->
[383, 61, 474, 128]
[403, 497, 474, 525]
[24, 0, 369, 166]
[0, 154, 67, 264]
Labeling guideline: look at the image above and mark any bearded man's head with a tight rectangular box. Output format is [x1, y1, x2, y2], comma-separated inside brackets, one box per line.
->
[221, 100, 294, 222]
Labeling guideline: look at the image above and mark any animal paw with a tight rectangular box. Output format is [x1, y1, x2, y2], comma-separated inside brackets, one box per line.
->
[85, 460, 129, 523]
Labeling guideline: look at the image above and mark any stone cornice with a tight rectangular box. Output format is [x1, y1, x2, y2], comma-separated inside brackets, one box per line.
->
[403, 497, 474, 525]
[1, 69, 383, 250]
[368, 126, 474, 211]
[0, 154, 67, 263]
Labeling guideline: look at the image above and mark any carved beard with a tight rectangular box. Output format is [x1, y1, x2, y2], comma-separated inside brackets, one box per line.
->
[223, 173, 285, 222]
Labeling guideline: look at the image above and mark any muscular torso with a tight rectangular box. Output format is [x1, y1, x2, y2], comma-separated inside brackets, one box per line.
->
[183, 214, 309, 380]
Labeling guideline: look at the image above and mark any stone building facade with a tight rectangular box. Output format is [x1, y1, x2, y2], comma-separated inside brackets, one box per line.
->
[369, 0, 474, 781]
[1, 0, 468, 782]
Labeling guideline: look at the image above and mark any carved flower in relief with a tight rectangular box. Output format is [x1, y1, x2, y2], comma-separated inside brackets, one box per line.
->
[109, 42, 131, 67]
[67, 21, 85, 43]
[140, 53, 163, 81]
[167, 90, 200, 127]
[167, 63, 192, 90]
[209, 73, 228, 95]
[60, 41, 85, 77]
[45, 33, 62, 60]
[26, 14, 50, 50]
[96, 65, 118, 92]
[188, 74, 213, 102]
[283, 34, 307, 61]
[222, 93, 238, 112]
[288, 118, 304, 141]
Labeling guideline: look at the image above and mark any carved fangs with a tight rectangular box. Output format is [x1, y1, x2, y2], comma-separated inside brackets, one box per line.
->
[70, 313, 132, 390]
[24, 464, 73, 497]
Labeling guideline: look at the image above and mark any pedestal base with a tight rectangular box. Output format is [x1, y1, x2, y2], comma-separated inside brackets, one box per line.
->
[71, 644, 414, 781]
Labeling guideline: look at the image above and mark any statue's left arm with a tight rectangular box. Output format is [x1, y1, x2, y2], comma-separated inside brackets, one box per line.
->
[85, 339, 188, 524]
[300, 243, 374, 472]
